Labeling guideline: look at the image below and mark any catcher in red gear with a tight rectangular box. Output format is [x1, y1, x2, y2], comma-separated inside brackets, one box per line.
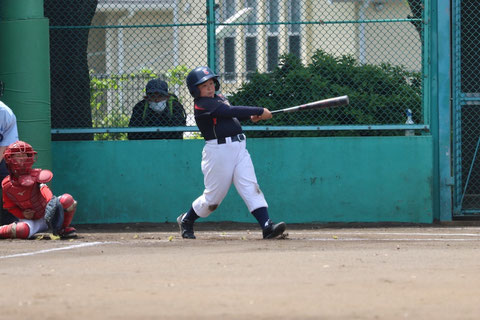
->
[0, 141, 77, 239]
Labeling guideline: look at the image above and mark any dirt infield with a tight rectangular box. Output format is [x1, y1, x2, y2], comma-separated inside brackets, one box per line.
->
[1, 223, 480, 320]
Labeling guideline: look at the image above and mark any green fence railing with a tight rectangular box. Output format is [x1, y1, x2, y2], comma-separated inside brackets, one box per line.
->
[44, 0, 427, 140]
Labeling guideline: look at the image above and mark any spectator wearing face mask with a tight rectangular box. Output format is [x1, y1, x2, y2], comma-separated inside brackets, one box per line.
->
[128, 79, 186, 140]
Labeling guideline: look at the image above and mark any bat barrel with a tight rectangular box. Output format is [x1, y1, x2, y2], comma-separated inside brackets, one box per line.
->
[271, 95, 349, 114]
[302, 95, 349, 109]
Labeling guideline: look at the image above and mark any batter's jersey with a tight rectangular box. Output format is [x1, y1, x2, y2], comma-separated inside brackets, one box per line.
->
[194, 95, 263, 140]
[0, 101, 18, 146]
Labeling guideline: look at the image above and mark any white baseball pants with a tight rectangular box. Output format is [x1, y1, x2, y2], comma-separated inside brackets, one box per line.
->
[192, 136, 268, 217]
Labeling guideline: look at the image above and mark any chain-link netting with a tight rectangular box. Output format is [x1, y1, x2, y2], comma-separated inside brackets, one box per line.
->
[453, 0, 480, 214]
[44, 0, 424, 140]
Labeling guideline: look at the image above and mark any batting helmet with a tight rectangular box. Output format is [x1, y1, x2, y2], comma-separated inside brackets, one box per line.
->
[186, 66, 220, 98]
[3, 141, 37, 176]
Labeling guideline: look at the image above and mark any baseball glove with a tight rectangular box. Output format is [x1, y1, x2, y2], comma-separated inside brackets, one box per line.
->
[44, 196, 64, 235]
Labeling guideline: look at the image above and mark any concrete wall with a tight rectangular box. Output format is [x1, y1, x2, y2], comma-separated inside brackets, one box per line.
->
[51, 136, 433, 225]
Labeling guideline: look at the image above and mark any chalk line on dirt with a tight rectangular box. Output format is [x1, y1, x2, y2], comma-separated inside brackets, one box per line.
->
[0, 241, 114, 260]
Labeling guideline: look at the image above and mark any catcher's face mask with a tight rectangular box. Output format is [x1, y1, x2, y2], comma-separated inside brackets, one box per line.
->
[4, 141, 37, 176]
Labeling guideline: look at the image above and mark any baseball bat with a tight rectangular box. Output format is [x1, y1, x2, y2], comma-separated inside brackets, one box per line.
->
[270, 95, 349, 114]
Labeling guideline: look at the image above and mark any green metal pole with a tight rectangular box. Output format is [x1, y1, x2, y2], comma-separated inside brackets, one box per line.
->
[206, 0, 216, 71]
[430, 0, 453, 221]
[422, 0, 430, 126]
[452, 0, 462, 214]
[0, 0, 52, 170]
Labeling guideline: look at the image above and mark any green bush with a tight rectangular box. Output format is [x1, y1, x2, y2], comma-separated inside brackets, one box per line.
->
[228, 50, 422, 137]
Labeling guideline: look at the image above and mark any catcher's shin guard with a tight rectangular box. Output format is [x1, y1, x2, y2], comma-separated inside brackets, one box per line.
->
[58, 194, 77, 238]
[59, 194, 77, 228]
[0, 222, 30, 239]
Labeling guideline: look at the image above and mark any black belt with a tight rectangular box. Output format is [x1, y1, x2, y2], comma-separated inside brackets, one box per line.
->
[216, 133, 246, 144]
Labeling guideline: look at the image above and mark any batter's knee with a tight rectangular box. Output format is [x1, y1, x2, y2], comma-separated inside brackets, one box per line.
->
[193, 196, 222, 217]
[208, 204, 218, 212]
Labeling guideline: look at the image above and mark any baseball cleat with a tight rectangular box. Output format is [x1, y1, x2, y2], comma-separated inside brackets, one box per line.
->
[262, 220, 286, 239]
[59, 227, 78, 239]
[177, 213, 196, 239]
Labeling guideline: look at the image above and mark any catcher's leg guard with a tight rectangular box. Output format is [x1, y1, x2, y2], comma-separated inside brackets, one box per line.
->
[0, 222, 30, 239]
[59, 194, 77, 228]
[58, 194, 77, 238]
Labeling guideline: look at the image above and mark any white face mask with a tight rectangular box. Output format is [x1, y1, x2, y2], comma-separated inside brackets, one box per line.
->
[149, 100, 167, 112]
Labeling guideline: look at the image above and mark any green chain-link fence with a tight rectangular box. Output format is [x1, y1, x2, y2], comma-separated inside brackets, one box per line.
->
[453, 0, 480, 215]
[45, 0, 425, 140]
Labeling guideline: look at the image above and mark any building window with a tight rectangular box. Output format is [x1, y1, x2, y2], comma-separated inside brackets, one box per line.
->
[224, 0, 236, 20]
[223, 0, 236, 81]
[224, 37, 236, 81]
[267, 0, 279, 72]
[268, 0, 280, 33]
[245, 37, 257, 79]
[245, 0, 257, 35]
[289, 35, 301, 58]
[267, 36, 279, 71]
[288, 0, 301, 58]
[245, 0, 257, 79]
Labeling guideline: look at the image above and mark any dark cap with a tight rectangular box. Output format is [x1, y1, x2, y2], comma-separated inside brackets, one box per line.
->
[146, 79, 168, 95]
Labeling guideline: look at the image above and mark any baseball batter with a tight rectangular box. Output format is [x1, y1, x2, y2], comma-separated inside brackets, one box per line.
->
[177, 66, 286, 239]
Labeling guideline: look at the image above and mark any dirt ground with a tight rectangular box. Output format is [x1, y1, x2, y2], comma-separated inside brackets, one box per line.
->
[1, 222, 480, 320]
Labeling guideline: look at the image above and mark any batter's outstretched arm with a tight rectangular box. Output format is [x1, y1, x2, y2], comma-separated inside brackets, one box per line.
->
[251, 108, 272, 123]
[211, 104, 264, 118]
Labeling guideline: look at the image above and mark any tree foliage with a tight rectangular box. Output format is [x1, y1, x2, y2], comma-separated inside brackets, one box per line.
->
[228, 51, 422, 137]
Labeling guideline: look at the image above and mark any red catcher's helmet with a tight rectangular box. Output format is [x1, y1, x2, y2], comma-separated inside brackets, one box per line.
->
[3, 141, 37, 176]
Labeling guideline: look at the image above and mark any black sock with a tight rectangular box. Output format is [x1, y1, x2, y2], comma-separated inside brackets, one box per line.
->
[251, 207, 270, 229]
[184, 207, 200, 222]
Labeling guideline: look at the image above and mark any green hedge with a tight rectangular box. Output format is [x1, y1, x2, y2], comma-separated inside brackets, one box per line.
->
[229, 51, 422, 137]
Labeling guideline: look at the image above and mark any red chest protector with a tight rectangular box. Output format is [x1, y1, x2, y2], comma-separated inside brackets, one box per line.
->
[1, 169, 54, 220]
